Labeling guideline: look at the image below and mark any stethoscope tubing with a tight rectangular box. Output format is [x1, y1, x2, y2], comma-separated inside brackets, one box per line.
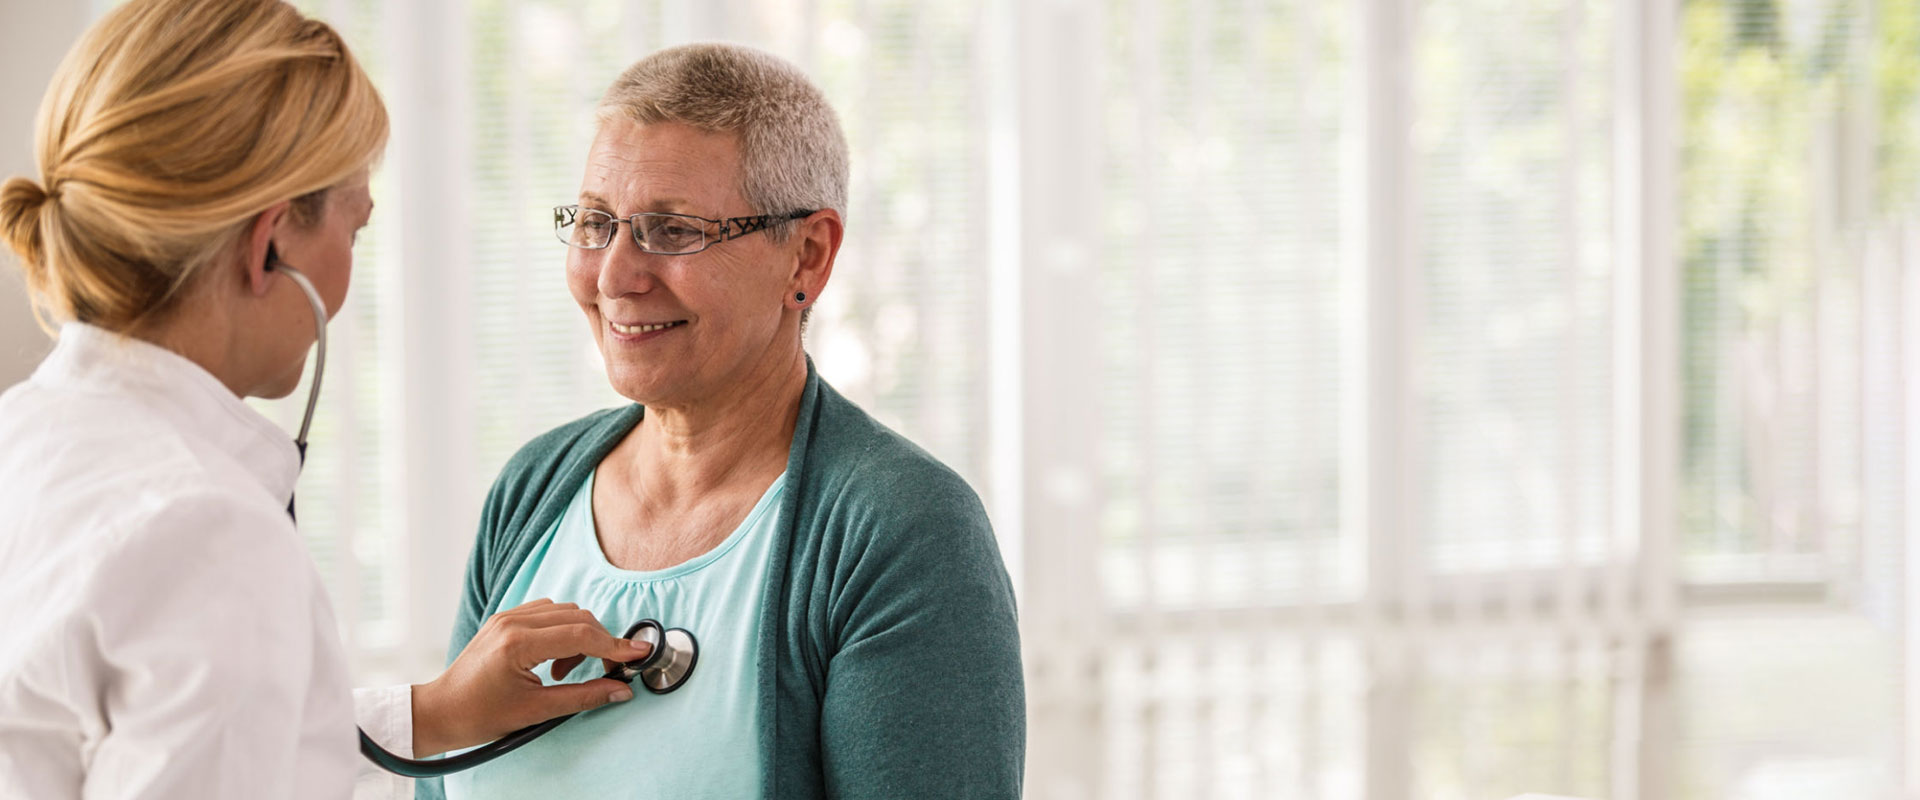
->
[355, 620, 698, 777]
[358, 712, 578, 778]
[265, 259, 325, 450]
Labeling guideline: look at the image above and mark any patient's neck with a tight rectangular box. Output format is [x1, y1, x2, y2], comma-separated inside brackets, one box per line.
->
[623, 347, 806, 505]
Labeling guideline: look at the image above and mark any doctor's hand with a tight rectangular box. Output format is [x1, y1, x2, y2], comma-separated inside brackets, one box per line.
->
[409, 598, 652, 757]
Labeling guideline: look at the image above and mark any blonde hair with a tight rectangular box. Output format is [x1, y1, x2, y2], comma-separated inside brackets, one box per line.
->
[597, 42, 849, 239]
[0, 0, 389, 333]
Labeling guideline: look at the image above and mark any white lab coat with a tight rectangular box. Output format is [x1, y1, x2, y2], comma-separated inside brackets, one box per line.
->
[0, 323, 412, 799]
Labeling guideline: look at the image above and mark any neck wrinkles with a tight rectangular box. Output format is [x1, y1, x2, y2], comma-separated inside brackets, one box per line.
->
[627, 347, 807, 502]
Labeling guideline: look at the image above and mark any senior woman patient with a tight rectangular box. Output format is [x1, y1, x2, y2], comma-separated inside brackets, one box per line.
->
[407, 44, 1024, 798]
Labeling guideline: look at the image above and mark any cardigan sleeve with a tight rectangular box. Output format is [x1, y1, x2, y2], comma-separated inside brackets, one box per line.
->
[817, 471, 1026, 799]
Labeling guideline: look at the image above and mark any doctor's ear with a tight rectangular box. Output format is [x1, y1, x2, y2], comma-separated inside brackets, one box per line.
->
[241, 201, 291, 297]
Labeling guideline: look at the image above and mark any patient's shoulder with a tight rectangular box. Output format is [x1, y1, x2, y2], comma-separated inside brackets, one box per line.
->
[807, 383, 991, 538]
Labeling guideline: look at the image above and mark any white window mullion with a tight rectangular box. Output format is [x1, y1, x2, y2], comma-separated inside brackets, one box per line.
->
[389, 0, 479, 680]
[1185, 0, 1220, 795]
[982, 0, 1023, 602]
[1014, 0, 1107, 796]
[1346, 0, 1417, 797]
[1899, 222, 1920, 798]
[1554, 0, 1589, 646]
[1856, 216, 1906, 780]
[1609, 0, 1679, 797]
[1106, 0, 1163, 796]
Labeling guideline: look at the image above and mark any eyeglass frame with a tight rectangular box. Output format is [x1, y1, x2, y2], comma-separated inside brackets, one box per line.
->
[553, 204, 817, 255]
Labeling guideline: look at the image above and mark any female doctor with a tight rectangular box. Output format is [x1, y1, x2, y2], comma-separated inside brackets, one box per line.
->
[0, 1, 649, 797]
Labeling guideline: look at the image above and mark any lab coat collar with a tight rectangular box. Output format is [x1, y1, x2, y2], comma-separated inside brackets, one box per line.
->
[34, 322, 305, 506]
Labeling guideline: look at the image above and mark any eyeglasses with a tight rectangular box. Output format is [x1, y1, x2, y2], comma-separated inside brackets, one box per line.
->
[553, 205, 816, 255]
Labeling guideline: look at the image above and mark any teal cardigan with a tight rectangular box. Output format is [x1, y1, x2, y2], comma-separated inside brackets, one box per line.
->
[418, 364, 1025, 798]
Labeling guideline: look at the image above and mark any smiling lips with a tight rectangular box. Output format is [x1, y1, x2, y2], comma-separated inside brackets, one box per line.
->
[609, 320, 686, 335]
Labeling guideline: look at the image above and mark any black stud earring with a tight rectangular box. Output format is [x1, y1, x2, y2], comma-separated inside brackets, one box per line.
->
[795, 291, 807, 303]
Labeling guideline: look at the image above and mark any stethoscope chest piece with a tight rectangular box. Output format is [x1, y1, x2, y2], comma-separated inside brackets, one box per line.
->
[616, 619, 699, 694]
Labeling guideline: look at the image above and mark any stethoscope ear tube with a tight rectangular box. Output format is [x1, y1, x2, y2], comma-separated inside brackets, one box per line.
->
[263, 258, 327, 452]
[357, 619, 700, 777]
[265, 257, 327, 520]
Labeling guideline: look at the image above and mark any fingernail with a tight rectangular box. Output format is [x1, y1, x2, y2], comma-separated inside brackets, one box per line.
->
[629, 639, 650, 651]
[610, 689, 634, 703]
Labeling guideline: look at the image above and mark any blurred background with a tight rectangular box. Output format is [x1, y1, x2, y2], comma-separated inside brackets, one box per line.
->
[3, 0, 1918, 798]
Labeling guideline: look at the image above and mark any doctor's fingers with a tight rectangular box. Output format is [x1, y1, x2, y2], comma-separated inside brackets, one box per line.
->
[495, 605, 606, 631]
[491, 607, 655, 661]
[493, 598, 575, 616]
[501, 619, 652, 668]
[527, 677, 637, 718]
[475, 603, 594, 641]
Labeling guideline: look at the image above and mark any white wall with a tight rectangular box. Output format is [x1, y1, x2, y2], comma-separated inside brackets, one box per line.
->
[0, 3, 89, 389]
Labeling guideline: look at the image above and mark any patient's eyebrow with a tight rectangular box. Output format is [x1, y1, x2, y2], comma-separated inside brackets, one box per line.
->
[576, 191, 709, 216]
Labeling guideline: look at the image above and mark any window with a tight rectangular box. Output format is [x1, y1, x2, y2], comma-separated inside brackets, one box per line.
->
[200, 0, 1917, 796]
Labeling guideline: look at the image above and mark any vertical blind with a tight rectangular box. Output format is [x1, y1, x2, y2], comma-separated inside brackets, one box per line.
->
[1093, 1, 1356, 797]
[1415, 0, 1616, 577]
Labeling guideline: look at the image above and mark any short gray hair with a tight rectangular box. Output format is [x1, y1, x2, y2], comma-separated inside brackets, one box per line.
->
[597, 42, 849, 241]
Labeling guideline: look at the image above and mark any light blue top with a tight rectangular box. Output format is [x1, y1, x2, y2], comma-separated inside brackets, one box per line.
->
[443, 469, 786, 799]
[423, 370, 1024, 800]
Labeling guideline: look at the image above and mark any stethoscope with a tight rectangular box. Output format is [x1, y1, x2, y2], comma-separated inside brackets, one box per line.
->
[360, 618, 700, 778]
[268, 251, 700, 778]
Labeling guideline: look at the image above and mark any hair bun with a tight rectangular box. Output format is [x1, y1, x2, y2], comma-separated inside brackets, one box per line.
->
[0, 176, 52, 269]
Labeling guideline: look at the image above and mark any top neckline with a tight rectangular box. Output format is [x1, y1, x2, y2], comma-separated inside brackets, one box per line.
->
[576, 468, 789, 582]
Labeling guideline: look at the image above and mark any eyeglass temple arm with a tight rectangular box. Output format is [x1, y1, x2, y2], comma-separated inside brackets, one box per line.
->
[718, 210, 816, 240]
